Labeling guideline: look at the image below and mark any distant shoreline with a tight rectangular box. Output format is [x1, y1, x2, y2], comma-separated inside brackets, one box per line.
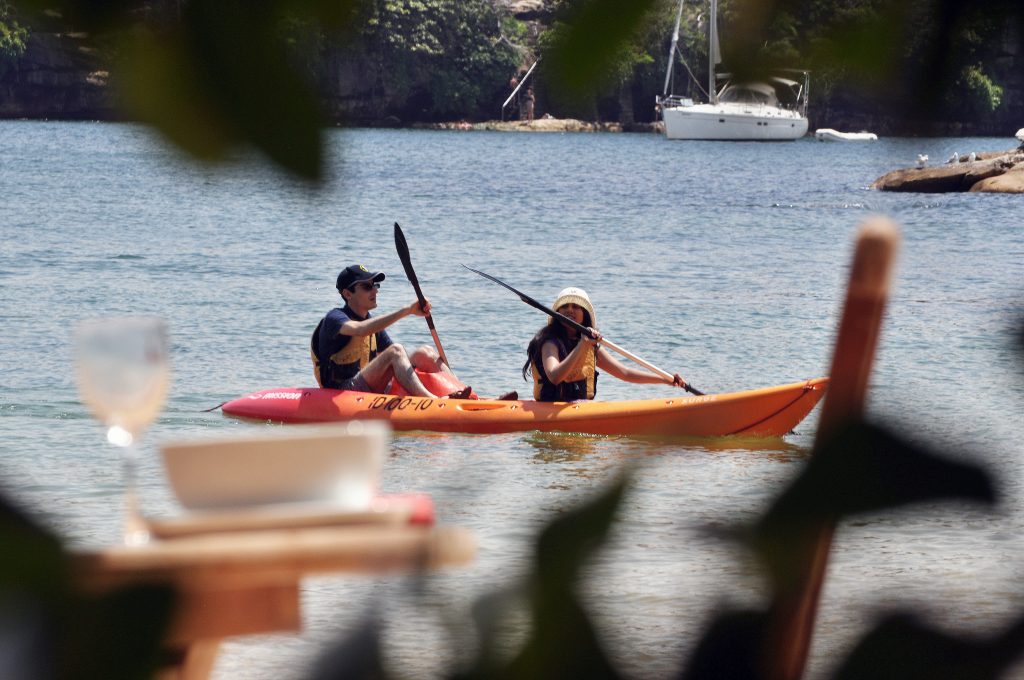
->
[410, 118, 662, 134]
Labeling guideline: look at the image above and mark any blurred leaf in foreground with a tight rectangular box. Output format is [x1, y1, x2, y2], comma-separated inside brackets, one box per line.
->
[307, 610, 389, 680]
[458, 475, 630, 679]
[119, 0, 327, 181]
[680, 608, 768, 680]
[753, 420, 996, 588]
[0, 491, 175, 680]
[543, 0, 658, 101]
[833, 611, 1024, 680]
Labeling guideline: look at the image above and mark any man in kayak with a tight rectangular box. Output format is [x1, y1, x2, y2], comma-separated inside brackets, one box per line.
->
[312, 264, 471, 398]
[523, 287, 688, 401]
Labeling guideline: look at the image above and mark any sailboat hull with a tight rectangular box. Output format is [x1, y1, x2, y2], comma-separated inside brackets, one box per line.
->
[662, 102, 808, 141]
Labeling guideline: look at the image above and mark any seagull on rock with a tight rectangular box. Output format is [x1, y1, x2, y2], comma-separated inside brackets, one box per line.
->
[916, 154, 929, 169]
[968, 151, 977, 163]
[1016, 128, 1024, 143]
[947, 151, 960, 164]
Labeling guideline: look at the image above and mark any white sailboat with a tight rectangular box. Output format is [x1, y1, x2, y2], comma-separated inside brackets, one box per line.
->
[656, 0, 809, 141]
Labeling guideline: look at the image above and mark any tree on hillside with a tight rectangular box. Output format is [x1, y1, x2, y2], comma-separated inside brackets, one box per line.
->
[711, 0, 1019, 130]
[8, 0, 1021, 178]
[0, 1, 28, 71]
[355, 0, 519, 121]
[538, 0, 679, 123]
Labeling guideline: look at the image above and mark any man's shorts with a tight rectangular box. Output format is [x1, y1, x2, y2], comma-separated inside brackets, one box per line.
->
[335, 373, 373, 393]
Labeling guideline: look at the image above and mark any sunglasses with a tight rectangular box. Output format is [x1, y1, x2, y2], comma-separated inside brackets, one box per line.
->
[351, 281, 380, 292]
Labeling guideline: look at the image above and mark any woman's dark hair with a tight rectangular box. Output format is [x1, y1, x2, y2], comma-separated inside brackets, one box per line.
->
[521, 308, 593, 381]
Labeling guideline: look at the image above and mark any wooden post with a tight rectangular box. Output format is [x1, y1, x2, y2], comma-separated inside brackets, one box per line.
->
[763, 217, 900, 680]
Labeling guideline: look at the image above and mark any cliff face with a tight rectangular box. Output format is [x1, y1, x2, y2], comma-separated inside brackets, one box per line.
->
[0, 32, 116, 119]
[1, 5, 1021, 134]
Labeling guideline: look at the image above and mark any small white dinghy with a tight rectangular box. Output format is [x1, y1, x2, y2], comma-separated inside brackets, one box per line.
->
[815, 128, 878, 142]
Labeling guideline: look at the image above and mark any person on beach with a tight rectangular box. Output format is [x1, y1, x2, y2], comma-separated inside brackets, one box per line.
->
[524, 87, 535, 123]
[522, 287, 688, 402]
[508, 73, 521, 114]
[312, 264, 471, 398]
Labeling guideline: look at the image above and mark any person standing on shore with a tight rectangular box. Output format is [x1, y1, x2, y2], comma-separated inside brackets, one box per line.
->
[312, 264, 470, 398]
[524, 87, 535, 124]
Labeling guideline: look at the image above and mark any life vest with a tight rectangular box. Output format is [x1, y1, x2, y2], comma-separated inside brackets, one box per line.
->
[532, 338, 598, 401]
[311, 308, 388, 389]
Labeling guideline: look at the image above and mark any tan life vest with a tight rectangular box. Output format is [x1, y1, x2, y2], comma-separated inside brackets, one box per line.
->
[311, 318, 379, 388]
[532, 342, 597, 401]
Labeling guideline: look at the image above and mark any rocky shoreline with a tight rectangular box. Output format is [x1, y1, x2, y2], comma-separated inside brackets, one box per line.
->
[872, 144, 1024, 194]
[413, 117, 662, 134]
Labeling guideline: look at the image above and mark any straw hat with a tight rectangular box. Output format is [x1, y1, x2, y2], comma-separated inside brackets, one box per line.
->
[551, 287, 596, 328]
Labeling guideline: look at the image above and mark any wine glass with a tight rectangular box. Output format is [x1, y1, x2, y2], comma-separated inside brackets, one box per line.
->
[74, 316, 170, 546]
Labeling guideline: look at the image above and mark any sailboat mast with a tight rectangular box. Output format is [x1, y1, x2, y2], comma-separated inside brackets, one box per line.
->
[708, 0, 718, 104]
[662, 0, 685, 97]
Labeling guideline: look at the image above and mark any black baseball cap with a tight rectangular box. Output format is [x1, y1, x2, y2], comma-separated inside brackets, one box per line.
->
[336, 265, 385, 292]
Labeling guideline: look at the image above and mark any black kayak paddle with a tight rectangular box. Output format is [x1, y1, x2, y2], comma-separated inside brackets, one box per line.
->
[394, 222, 450, 368]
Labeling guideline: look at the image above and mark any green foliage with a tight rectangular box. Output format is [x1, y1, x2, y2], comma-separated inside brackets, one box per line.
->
[277, 12, 328, 86]
[9, 0, 1022, 175]
[311, 476, 632, 680]
[117, 0, 328, 181]
[752, 0, 1020, 121]
[753, 421, 995, 590]
[307, 401, 1013, 679]
[542, 0, 659, 100]
[357, 0, 519, 120]
[950, 63, 1004, 115]
[12, 0, 364, 182]
[500, 14, 529, 45]
[538, 0, 676, 121]
[0, 494, 176, 680]
[0, 0, 28, 62]
[834, 612, 1024, 680]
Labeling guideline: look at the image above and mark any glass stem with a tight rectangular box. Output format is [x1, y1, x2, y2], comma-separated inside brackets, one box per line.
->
[121, 442, 150, 546]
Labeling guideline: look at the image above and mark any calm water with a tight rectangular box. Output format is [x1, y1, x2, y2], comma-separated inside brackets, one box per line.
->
[2, 121, 1023, 678]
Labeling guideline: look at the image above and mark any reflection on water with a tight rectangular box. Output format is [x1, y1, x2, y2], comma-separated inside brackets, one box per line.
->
[524, 431, 806, 462]
[523, 431, 603, 462]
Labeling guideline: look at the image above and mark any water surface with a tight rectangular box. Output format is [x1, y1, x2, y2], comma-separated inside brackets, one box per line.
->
[2, 121, 1023, 678]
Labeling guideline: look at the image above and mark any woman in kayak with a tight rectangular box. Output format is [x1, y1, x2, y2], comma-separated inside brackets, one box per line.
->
[523, 287, 688, 401]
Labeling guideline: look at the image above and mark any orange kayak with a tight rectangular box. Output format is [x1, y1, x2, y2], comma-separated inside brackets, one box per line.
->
[221, 377, 828, 438]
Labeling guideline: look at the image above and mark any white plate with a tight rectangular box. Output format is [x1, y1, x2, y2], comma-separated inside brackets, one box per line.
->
[145, 493, 433, 539]
[160, 421, 389, 511]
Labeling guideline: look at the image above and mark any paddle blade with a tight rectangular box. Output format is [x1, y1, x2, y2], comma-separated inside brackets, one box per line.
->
[394, 222, 422, 294]
[396, 223, 449, 367]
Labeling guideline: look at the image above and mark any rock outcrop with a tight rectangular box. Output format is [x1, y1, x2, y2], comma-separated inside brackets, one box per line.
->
[871, 148, 1024, 194]
[970, 165, 1024, 193]
[0, 32, 115, 119]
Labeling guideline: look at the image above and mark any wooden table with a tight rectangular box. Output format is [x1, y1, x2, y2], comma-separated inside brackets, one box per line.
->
[73, 524, 476, 679]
